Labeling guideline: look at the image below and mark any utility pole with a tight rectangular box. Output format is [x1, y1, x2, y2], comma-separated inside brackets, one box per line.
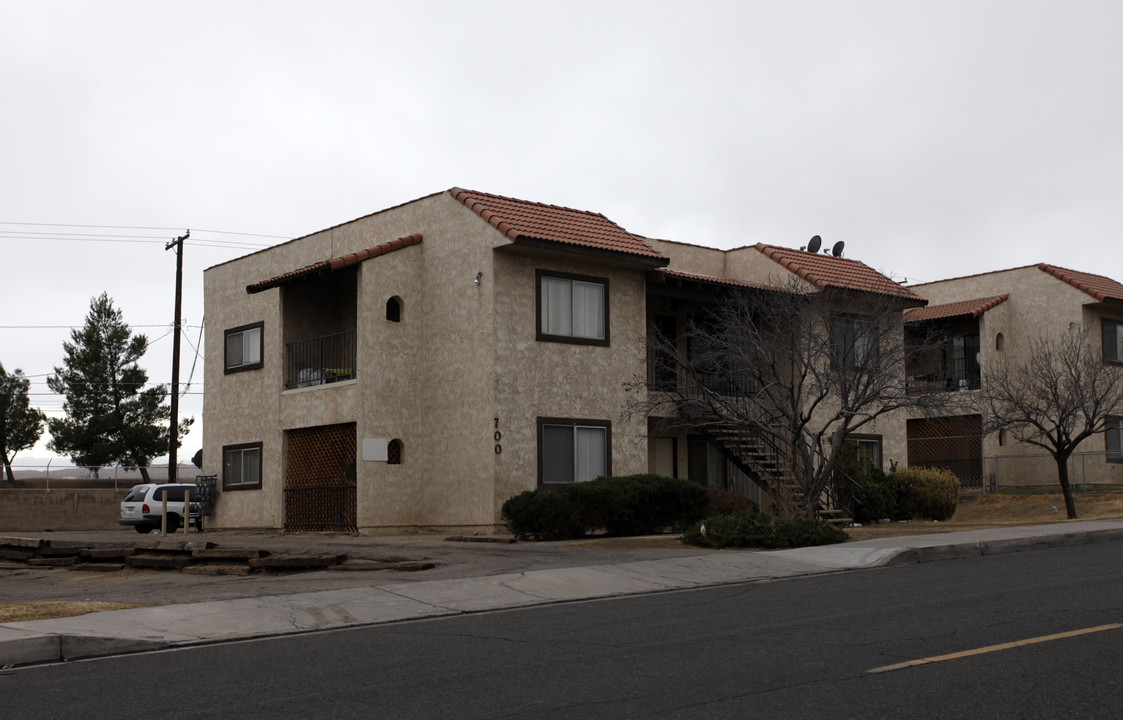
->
[165, 230, 189, 481]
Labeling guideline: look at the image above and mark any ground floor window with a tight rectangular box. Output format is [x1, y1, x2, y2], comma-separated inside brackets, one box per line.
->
[1107, 418, 1122, 462]
[538, 418, 610, 485]
[223, 442, 262, 490]
[840, 434, 883, 472]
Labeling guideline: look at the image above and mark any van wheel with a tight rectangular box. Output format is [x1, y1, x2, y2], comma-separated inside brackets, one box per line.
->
[166, 515, 181, 533]
[135, 525, 153, 534]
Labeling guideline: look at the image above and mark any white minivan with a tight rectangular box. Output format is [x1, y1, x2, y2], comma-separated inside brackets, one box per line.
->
[119, 483, 203, 534]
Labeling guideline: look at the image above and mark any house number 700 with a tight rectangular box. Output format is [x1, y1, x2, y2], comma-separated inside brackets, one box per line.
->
[494, 418, 502, 454]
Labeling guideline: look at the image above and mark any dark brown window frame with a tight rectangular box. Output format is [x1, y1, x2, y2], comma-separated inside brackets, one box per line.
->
[222, 441, 263, 491]
[535, 269, 610, 346]
[536, 417, 612, 487]
[1102, 318, 1123, 365]
[842, 433, 883, 471]
[224, 321, 265, 374]
[1106, 416, 1123, 463]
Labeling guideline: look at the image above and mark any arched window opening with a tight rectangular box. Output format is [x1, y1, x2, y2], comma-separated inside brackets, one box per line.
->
[386, 296, 402, 323]
[995, 332, 1005, 351]
[387, 438, 403, 465]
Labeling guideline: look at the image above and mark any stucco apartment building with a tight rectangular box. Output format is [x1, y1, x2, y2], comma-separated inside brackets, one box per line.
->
[202, 187, 921, 533]
[905, 264, 1123, 491]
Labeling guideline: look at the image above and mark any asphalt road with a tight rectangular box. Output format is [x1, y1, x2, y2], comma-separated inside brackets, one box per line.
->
[5, 541, 1123, 719]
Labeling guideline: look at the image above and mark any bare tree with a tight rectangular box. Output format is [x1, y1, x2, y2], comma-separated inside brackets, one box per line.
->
[974, 327, 1123, 519]
[633, 279, 943, 520]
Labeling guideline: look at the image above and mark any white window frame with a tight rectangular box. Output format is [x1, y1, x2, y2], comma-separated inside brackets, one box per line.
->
[538, 418, 611, 485]
[225, 322, 264, 373]
[223, 442, 262, 490]
[536, 271, 609, 345]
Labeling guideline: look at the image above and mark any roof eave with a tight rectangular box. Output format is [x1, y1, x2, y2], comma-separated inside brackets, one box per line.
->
[513, 236, 669, 268]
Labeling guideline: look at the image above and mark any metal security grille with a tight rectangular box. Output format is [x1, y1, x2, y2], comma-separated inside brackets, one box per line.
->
[907, 414, 983, 492]
[284, 423, 357, 532]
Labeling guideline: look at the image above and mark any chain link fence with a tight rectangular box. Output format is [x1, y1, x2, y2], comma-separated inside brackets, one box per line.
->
[3, 463, 201, 491]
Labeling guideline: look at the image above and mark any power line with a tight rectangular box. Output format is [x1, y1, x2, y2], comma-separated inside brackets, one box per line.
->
[0, 232, 270, 250]
[0, 324, 203, 329]
[0, 220, 288, 239]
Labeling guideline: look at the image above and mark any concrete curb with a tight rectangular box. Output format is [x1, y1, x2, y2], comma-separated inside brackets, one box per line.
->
[879, 526, 1123, 567]
[4, 522, 1123, 669]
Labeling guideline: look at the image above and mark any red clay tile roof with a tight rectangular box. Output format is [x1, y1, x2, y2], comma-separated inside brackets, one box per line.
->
[754, 244, 924, 302]
[450, 187, 667, 264]
[651, 269, 777, 292]
[1038, 264, 1123, 303]
[246, 233, 422, 294]
[904, 295, 1008, 323]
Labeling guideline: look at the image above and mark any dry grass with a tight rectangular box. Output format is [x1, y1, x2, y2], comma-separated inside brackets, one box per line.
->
[0, 601, 143, 623]
[846, 492, 1123, 540]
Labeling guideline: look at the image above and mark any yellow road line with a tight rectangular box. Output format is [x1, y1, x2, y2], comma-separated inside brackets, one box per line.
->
[868, 623, 1123, 674]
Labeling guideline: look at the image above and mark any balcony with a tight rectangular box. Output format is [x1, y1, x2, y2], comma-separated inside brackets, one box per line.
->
[907, 356, 980, 395]
[285, 331, 356, 389]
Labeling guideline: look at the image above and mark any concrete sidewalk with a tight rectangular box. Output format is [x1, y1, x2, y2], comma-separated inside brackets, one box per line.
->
[4, 519, 1123, 668]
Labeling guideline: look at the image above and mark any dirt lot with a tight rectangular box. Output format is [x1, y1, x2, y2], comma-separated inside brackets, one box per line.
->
[844, 492, 1123, 540]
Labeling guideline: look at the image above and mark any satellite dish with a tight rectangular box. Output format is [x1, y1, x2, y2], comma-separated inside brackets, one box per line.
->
[807, 235, 822, 253]
[831, 241, 845, 257]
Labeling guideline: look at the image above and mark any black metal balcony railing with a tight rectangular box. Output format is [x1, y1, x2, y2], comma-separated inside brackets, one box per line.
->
[906, 356, 981, 395]
[285, 330, 356, 389]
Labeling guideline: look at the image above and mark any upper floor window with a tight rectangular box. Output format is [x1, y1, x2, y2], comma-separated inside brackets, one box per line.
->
[831, 315, 875, 368]
[536, 270, 609, 346]
[1103, 319, 1123, 363]
[225, 322, 264, 374]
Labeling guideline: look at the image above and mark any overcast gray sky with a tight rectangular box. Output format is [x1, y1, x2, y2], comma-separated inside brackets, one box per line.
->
[2, 0, 1120, 467]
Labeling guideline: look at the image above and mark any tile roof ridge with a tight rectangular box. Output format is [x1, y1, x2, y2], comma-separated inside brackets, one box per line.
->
[449, 187, 614, 221]
[904, 294, 1009, 322]
[448, 187, 666, 262]
[754, 243, 825, 287]
[1036, 263, 1123, 302]
[247, 233, 422, 293]
[329, 233, 423, 271]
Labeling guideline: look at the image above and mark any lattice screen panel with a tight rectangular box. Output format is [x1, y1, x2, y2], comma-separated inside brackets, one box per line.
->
[284, 423, 357, 532]
[906, 414, 983, 491]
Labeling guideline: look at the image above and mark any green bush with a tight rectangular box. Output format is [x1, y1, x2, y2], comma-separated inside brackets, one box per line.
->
[894, 466, 960, 521]
[501, 489, 584, 541]
[681, 511, 848, 549]
[853, 467, 899, 524]
[501, 474, 709, 540]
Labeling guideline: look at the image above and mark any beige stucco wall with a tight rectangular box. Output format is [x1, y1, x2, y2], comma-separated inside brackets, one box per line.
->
[204, 191, 658, 531]
[910, 265, 1123, 488]
[644, 238, 816, 291]
[490, 247, 651, 516]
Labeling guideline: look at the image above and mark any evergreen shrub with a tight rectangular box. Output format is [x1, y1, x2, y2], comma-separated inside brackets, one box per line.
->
[853, 467, 899, 524]
[681, 511, 848, 549]
[501, 474, 709, 540]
